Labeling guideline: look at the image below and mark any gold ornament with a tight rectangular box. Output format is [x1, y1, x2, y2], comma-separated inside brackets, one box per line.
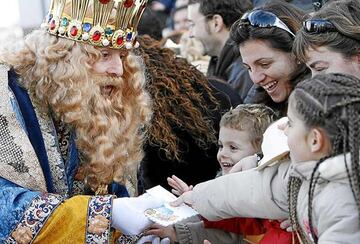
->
[42, 0, 148, 49]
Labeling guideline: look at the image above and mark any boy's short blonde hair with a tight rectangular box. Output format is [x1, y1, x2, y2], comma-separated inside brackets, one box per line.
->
[220, 104, 277, 151]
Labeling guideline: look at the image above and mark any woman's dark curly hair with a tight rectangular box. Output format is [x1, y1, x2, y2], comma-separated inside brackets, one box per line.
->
[137, 35, 219, 161]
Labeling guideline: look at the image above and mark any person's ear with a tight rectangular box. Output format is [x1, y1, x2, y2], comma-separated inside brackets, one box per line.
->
[211, 14, 225, 32]
[307, 128, 328, 153]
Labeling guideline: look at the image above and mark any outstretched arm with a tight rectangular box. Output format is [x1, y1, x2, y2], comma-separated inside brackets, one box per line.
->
[172, 162, 291, 221]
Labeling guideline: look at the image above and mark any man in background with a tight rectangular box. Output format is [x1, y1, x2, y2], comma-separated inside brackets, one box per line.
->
[187, 0, 254, 100]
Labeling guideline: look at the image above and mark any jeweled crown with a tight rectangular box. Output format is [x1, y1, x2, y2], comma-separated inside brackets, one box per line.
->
[42, 0, 148, 49]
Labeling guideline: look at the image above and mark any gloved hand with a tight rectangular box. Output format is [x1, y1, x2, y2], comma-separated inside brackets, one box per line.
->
[112, 193, 163, 235]
[137, 235, 171, 244]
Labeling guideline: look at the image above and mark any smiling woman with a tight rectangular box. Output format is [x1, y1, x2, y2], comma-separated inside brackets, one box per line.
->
[239, 39, 297, 103]
[230, 0, 310, 115]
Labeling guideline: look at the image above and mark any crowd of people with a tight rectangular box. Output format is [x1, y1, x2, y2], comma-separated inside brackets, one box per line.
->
[0, 0, 359, 243]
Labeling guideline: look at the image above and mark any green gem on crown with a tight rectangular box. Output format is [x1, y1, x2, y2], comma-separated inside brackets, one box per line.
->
[105, 27, 113, 36]
[61, 17, 69, 27]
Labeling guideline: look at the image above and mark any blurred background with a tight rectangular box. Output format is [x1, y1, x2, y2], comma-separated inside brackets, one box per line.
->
[0, 0, 50, 49]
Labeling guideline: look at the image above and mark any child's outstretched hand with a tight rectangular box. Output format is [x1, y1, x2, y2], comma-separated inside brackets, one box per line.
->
[167, 175, 193, 196]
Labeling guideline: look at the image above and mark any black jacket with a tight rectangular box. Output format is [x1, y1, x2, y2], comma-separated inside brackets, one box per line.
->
[207, 39, 254, 102]
[208, 78, 242, 108]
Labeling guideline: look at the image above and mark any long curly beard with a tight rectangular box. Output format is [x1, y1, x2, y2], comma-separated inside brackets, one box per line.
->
[45, 72, 150, 193]
[2, 29, 151, 194]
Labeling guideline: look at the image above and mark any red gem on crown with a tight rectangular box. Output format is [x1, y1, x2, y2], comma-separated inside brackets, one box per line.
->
[124, 0, 134, 8]
[116, 36, 123, 45]
[50, 19, 56, 30]
[92, 31, 102, 41]
[70, 26, 78, 36]
[99, 0, 111, 4]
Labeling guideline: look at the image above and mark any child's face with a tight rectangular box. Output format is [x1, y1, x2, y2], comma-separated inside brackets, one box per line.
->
[217, 126, 257, 175]
[284, 101, 315, 163]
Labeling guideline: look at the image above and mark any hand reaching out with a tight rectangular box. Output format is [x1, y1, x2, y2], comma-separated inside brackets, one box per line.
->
[167, 175, 193, 196]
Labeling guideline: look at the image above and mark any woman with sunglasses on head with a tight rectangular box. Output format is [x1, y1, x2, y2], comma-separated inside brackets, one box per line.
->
[231, 0, 310, 116]
[293, 0, 360, 78]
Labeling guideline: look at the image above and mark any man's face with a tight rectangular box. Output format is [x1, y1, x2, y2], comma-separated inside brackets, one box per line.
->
[187, 3, 216, 56]
[92, 48, 127, 96]
[92, 48, 126, 77]
[173, 8, 188, 31]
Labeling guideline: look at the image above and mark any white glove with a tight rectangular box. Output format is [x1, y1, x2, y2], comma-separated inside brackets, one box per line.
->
[112, 193, 163, 235]
[137, 235, 171, 244]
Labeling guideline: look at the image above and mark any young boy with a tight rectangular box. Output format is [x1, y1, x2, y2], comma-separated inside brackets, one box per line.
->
[216, 104, 275, 176]
[145, 104, 279, 243]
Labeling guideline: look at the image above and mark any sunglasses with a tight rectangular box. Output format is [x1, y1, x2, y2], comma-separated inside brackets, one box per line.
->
[240, 10, 295, 37]
[303, 19, 337, 34]
[312, 0, 323, 11]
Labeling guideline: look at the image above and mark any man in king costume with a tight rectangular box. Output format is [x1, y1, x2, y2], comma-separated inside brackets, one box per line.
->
[0, 0, 162, 242]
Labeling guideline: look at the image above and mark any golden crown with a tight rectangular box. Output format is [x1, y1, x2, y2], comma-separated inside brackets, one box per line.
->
[41, 0, 148, 49]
